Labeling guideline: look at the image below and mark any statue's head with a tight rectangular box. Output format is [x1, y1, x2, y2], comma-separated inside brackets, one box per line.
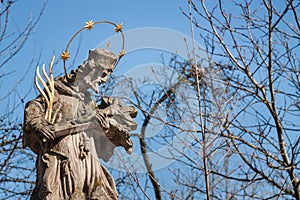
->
[73, 48, 117, 94]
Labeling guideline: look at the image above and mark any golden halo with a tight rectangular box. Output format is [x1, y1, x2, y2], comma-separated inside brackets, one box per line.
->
[61, 20, 125, 78]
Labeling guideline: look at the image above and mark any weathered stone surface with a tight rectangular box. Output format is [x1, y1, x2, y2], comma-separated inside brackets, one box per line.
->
[23, 49, 137, 200]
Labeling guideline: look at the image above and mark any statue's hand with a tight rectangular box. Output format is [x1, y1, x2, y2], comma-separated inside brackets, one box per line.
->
[35, 120, 55, 141]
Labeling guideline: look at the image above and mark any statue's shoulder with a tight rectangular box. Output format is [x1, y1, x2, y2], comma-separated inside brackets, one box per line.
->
[53, 75, 85, 98]
[25, 95, 45, 109]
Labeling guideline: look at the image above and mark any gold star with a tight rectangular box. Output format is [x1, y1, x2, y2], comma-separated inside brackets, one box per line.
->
[114, 23, 123, 32]
[85, 20, 95, 30]
[60, 51, 70, 60]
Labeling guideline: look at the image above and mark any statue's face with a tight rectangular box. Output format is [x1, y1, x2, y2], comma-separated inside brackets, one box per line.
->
[75, 60, 113, 94]
[74, 49, 116, 94]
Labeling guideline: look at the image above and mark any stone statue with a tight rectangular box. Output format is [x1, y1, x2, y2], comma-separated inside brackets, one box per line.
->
[23, 48, 137, 200]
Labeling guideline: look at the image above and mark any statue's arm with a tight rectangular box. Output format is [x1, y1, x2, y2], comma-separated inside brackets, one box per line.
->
[51, 107, 107, 137]
[22, 99, 55, 151]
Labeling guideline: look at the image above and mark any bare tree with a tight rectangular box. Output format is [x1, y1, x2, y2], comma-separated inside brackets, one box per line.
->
[179, 0, 300, 199]
[101, 0, 300, 199]
[0, 1, 45, 199]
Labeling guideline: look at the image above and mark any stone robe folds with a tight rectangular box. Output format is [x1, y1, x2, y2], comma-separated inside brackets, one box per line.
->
[23, 78, 121, 200]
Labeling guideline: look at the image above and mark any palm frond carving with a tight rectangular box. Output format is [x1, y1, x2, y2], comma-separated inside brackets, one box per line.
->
[34, 56, 55, 123]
